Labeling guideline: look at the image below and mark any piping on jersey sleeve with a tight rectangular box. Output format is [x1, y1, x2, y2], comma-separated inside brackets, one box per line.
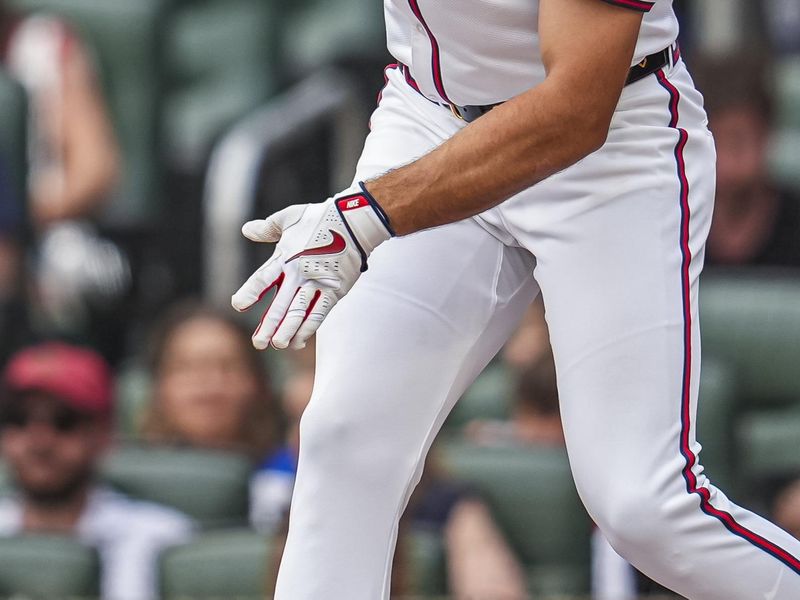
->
[599, 0, 655, 12]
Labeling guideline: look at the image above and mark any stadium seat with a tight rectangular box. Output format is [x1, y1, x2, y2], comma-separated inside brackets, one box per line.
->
[738, 409, 800, 482]
[694, 355, 741, 496]
[405, 528, 448, 596]
[439, 442, 591, 597]
[162, 0, 280, 168]
[772, 56, 800, 190]
[278, 0, 388, 76]
[101, 444, 251, 528]
[700, 273, 800, 407]
[0, 535, 100, 597]
[9, 0, 169, 225]
[159, 528, 273, 599]
[0, 461, 12, 497]
[700, 273, 800, 504]
[0, 69, 27, 207]
[446, 360, 515, 431]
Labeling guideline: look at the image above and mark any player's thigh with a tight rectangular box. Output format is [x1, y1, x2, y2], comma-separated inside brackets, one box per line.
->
[307, 218, 537, 451]
[524, 65, 715, 500]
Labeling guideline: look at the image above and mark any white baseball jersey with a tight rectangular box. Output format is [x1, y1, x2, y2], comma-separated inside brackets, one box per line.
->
[385, 0, 678, 105]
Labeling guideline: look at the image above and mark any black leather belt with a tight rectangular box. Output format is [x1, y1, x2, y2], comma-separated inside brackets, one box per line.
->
[414, 43, 678, 123]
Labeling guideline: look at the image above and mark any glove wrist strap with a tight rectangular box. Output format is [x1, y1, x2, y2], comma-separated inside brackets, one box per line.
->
[335, 185, 394, 272]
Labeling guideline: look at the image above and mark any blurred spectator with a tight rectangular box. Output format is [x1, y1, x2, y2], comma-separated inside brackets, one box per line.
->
[1, 2, 128, 339]
[0, 342, 194, 600]
[141, 302, 281, 461]
[692, 53, 800, 268]
[502, 297, 550, 371]
[1, 2, 118, 226]
[253, 366, 529, 598]
[467, 350, 564, 447]
[408, 458, 529, 599]
[773, 479, 800, 540]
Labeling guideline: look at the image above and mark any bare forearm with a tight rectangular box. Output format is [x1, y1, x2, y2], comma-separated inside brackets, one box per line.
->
[365, 75, 608, 236]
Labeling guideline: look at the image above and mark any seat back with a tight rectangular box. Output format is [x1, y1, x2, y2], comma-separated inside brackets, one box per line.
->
[440, 442, 591, 597]
[0, 69, 27, 210]
[694, 355, 740, 495]
[162, 0, 280, 168]
[278, 0, 388, 77]
[101, 444, 251, 528]
[160, 528, 273, 599]
[700, 273, 800, 407]
[405, 528, 447, 596]
[0, 535, 100, 597]
[446, 361, 514, 431]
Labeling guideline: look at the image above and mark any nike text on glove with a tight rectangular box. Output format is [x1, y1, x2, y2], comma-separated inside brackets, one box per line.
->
[231, 183, 394, 350]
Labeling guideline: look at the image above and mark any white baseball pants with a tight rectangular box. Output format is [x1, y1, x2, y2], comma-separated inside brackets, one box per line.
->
[274, 58, 800, 599]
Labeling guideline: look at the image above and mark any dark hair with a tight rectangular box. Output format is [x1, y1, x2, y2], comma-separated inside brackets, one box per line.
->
[515, 351, 559, 417]
[690, 52, 774, 124]
[141, 299, 281, 460]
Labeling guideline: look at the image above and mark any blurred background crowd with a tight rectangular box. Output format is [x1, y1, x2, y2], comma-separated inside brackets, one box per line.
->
[0, 0, 799, 598]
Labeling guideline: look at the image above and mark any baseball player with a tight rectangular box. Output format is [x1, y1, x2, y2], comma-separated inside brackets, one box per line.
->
[232, 0, 800, 597]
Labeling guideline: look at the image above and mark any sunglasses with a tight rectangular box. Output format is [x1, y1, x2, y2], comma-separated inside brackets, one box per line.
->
[0, 405, 92, 434]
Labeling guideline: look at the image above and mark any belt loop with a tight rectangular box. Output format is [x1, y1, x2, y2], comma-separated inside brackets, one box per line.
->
[449, 104, 465, 121]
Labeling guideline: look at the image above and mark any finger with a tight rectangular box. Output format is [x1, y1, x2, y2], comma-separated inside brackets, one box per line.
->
[289, 290, 337, 350]
[231, 252, 284, 312]
[270, 285, 322, 349]
[241, 205, 307, 243]
[252, 282, 301, 350]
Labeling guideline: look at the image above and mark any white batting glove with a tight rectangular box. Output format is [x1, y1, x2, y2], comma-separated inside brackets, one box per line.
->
[231, 184, 394, 350]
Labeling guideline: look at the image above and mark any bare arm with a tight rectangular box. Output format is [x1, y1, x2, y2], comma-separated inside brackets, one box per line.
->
[444, 499, 530, 600]
[366, 0, 644, 235]
[32, 38, 120, 225]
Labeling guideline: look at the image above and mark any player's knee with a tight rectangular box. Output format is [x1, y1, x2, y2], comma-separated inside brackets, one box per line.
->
[584, 484, 676, 557]
[297, 398, 411, 479]
[298, 402, 358, 462]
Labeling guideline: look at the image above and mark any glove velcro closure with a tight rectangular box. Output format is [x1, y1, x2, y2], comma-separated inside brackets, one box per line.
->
[335, 187, 394, 272]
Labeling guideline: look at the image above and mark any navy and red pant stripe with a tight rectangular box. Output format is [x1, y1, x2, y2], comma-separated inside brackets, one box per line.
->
[657, 67, 800, 577]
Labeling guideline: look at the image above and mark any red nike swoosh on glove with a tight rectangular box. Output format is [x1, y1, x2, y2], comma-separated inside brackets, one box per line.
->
[286, 229, 347, 262]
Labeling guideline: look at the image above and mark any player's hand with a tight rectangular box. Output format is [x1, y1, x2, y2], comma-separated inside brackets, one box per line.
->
[231, 184, 394, 350]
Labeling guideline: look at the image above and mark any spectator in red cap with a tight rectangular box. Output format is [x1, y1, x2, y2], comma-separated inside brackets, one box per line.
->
[0, 342, 194, 600]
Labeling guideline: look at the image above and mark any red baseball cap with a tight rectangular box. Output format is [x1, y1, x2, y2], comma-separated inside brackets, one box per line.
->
[2, 342, 113, 416]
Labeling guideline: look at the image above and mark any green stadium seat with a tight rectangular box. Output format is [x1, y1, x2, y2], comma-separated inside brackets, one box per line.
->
[0, 535, 100, 597]
[446, 360, 515, 431]
[9, 0, 169, 225]
[699, 273, 800, 504]
[775, 55, 800, 130]
[699, 273, 800, 407]
[439, 442, 591, 597]
[0, 462, 12, 497]
[738, 408, 800, 478]
[279, 0, 388, 76]
[162, 0, 280, 168]
[694, 355, 740, 496]
[101, 444, 251, 528]
[405, 528, 448, 596]
[159, 528, 273, 599]
[0, 69, 27, 207]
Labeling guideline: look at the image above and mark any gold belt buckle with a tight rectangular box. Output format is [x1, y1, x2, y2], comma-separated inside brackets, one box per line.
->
[449, 104, 465, 121]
